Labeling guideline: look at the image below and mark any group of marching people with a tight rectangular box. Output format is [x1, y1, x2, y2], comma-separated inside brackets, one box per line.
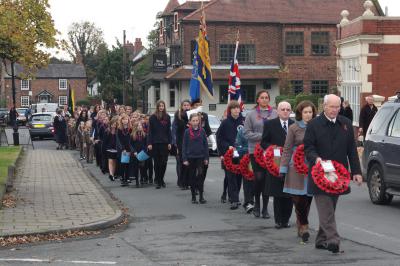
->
[57, 89, 361, 254]
[216, 90, 362, 254]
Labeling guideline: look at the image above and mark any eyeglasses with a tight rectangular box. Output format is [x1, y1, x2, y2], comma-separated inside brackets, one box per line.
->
[281, 108, 291, 111]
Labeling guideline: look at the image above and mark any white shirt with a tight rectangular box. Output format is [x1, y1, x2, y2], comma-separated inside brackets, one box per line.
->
[324, 113, 336, 123]
[280, 119, 289, 129]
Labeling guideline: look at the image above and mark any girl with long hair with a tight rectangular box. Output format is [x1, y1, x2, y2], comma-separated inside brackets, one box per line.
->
[116, 114, 134, 186]
[243, 90, 278, 218]
[148, 100, 172, 189]
[103, 117, 118, 181]
[131, 121, 148, 186]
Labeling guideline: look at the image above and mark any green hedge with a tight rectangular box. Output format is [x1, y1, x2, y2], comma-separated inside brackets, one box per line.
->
[295, 93, 320, 108]
[275, 95, 296, 109]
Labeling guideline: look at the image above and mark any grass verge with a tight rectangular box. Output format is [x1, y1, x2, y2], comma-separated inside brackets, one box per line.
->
[0, 146, 22, 187]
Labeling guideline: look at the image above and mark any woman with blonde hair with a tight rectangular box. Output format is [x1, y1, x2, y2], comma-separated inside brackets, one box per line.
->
[117, 114, 135, 186]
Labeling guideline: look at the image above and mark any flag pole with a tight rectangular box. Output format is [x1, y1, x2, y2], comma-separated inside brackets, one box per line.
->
[234, 29, 240, 60]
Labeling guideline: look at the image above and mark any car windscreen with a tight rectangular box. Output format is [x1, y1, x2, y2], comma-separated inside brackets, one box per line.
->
[31, 115, 52, 122]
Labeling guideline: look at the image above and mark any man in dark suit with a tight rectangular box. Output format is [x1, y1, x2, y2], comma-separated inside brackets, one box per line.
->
[304, 94, 362, 254]
[261, 101, 294, 229]
[358, 96, 377, 138]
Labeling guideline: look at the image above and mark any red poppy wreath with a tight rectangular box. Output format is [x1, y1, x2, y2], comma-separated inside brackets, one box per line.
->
[240, 153, 254, 181]
[311, 160, 351, 194]
[265, 145, 283, 177]
[293, 144, 309, 175]
[254, 143, 268, 169]
[223, 148, 241, 174]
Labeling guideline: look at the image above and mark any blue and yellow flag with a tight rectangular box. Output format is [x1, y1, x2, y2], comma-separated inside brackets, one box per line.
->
[189, 3, 213, 101]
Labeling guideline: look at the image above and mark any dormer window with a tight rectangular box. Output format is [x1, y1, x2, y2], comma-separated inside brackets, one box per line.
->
[160, 20, 164, 36]
[173, 12, 179, 32]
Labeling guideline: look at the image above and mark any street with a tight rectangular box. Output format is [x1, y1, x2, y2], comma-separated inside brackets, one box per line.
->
[0, 139, 399, 265]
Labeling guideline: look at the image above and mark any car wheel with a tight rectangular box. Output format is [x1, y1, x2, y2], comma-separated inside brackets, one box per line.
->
[367, 163, 393, 205]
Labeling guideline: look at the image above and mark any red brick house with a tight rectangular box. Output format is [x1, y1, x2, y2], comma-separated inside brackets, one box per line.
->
[337, 1, 400, 126]
[4, 64, 87, 109]
[141, 0, 383, 116]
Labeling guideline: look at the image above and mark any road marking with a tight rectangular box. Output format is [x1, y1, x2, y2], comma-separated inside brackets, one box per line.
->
[206, 178, 215, 182]
[0, 258, 117, 264]
[340, 222, 400, 243]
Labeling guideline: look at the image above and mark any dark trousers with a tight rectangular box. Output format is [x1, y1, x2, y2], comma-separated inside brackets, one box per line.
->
[176, 150, 189, 187]
[187, 158, 206, 193]
[120, 161, 130, 183]
[94, 142, 101, 167]
[152, 144, 169, 185]
[273, 197, 293, 225]
[225, 170, 242, 203]
[250, 155, 269, 209]
[243, 178, 254, 206]
[314, 195, 340, 246]
[145, 158, 153, 181]
[132, 159, 146, 185]
[292, 195, 313, 225]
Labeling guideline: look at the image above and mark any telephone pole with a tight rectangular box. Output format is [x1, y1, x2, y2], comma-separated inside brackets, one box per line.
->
[122, 30, 127, 105]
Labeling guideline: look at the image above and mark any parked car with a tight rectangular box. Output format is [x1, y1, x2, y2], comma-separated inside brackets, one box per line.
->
[169, 112, 221, 154]
[27, 112, 55, 139]
[0, 108, 8, 126]
[362, 101, 400, 205]
[16, 107, 28, 125]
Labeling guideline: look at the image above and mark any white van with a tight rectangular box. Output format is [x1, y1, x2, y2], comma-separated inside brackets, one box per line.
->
[31, 103, 59, 114]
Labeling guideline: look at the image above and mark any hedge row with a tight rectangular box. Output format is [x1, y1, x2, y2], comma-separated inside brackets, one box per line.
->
[275, 93, 321, 109]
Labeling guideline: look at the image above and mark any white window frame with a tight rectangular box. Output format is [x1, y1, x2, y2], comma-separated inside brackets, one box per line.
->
[59, 79, 67, 90]
[173, 12, 179, 32]
[21, 79, 30, 90]
[20, 96, 30, 107]
[58, 96, 68, 106]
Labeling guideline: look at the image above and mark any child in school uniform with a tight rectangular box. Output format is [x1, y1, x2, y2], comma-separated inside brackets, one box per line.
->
[67, 118, 76, 150]
[77, 121, 85, 160]
[182, 113, 209, 204]
[142, 114, 153, 184]
[131, 121, 148, 187]
[116, 114, 134, 187]
[83, 120, 94, 163]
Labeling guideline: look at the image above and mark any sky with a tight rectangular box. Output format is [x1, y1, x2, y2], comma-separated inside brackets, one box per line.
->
[48, 0, 400, 59]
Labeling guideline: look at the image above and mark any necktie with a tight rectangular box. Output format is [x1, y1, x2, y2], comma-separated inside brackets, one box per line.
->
[283, 121, 287, 134]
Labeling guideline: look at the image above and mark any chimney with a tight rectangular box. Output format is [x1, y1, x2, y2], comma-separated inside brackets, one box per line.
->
[134, 38, 143, 54]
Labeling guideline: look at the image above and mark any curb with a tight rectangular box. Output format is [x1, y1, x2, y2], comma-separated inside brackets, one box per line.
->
[0, 150, 125, 238]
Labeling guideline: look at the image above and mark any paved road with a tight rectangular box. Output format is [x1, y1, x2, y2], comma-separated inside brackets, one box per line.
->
[0, 140, 399, 265]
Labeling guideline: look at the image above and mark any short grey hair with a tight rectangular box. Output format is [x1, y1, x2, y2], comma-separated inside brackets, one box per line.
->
[277, 101, 291, 110]
[323, 94, 340, 105]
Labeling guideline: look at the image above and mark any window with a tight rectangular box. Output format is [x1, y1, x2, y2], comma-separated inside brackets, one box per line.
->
[173, 12, 178, 32]
[160, 20, 164, 36]
[155, 88, 160, 102]
[285, 32, 304, 55]
[388, 110, 400, 137]
[21, 79, 30, 90]
[341, 85, 361, 124]
[169, 89, 175, 108]
[219, 44, 255, 63]
[219, 85, 228, 104]
[291, 80, 303, 94]
[58, 96, 67, 106]
[311, 80, 328, 95]
[20, 96, 30, 107]
[369, 108, 392, 135]
[59, 79, 67, 90]
[241, 85, 256, 103]
[311, 32, 330, 55]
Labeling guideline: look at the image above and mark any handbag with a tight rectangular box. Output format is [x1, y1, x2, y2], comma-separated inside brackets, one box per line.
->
[120, 151, 131, 164]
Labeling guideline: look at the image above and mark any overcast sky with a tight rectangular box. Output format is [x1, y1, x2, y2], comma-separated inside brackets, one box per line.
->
[48, 0, 400, 59]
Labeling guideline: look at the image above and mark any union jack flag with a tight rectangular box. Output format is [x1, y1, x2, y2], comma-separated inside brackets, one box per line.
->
[228, 40, 243, 110]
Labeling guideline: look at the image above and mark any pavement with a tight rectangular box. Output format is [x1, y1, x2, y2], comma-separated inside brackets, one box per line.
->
[0, 148, 122, 237]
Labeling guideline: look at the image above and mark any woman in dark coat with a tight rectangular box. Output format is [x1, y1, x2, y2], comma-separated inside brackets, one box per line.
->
[54, 109, 67, 150]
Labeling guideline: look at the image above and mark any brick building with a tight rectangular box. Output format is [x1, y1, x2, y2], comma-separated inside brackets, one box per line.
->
[4, 64, 87, 109]
[337, 1, 400, 126]
[141, 0, 382, 116]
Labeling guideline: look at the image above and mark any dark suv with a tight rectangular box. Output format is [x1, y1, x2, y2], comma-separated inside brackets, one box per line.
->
[362, 101, 400, 205]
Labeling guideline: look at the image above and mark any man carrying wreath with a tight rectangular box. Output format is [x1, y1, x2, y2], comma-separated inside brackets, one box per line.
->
[303, 94, 363, 254]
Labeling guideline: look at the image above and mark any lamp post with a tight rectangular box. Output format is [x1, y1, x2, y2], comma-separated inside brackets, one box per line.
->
[11, 61, 19, 145]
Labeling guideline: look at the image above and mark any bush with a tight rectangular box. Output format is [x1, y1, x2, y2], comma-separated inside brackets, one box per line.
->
[295, 93, 319, 109]
[76, 99, 91, 107]
[275, 95, 296, 109]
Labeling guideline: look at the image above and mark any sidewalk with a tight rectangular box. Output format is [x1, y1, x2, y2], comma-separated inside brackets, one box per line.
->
[0, 149, 122, 237]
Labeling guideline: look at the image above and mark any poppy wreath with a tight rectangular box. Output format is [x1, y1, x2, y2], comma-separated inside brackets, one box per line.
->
[311, 160, 351, 194]
[240, 153, 254, 181]
[223, 148, 241, 174]
[293, 144, 309, 175]
[254, 143, 268, 169]
[265, 145, 283, 177]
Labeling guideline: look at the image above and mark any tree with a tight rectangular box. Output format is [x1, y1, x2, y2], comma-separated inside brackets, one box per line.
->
[0, 0, 58, 107]
[63, 21, 106, 82]
[97, 42, 131, 103]
[147, 21, 160, 53]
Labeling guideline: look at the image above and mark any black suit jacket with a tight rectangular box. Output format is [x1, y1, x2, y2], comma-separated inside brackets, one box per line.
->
[303, 114, 361, 195]
[261, 117, 294, 197]
[261, 118, 294, 149]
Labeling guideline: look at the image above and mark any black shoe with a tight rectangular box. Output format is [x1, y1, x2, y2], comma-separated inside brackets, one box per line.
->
[192, 195, 198, 204]
[199, 193, 207, 204]
[161, 182, 166, 188]
[245, 203, 254, 214]
[230, 202, 239, 210]
[156, 185, 161, 189]
[327, 243, 340, 254]
[149, 179, 153, 184]
[302, 232, 310, 242]
[121, 181, 128, 187]
[262, 212, 270, 219]
[220, 196, 226, 203]
[315, 243, 328, 250]
[275, 223, 283, 229]
[282, 223, 291, 228]
[108, 175, 115, 182]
